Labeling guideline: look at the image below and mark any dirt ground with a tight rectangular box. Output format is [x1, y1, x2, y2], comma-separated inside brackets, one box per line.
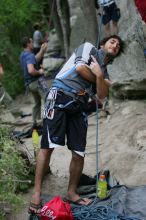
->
[6, 94, 146, 219]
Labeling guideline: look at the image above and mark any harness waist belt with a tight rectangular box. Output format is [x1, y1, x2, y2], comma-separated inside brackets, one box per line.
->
[57, 89, 87, 99]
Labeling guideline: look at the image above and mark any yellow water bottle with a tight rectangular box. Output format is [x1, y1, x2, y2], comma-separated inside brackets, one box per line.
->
[32, 129, 39, 157]
[97, 174, 107, 199]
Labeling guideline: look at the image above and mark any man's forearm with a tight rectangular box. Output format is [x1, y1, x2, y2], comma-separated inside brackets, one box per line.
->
[76, 65, 96, 83]
[95, 76, 109, 99]
[0, 64, 4, 77]
[35, 49, 44, 62]
[30, 69, 42, 76]
[35, 42, 48, 62]
[27, 64, 44, 76]
[76, 64, 109, 99]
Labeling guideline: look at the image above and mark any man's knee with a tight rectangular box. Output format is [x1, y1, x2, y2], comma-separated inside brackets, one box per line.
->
[72, 151, 84, 162]
[34, 98, 41, 107]
[38, 148, 54, 158]
[112, 21, 118, 26]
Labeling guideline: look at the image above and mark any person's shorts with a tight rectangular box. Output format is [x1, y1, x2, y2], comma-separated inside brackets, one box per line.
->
[102, 2, 121, 25]
[41, 91, 88, 156]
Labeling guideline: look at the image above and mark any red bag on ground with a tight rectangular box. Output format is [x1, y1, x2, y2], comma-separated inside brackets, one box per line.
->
[39, 196, 74, 220]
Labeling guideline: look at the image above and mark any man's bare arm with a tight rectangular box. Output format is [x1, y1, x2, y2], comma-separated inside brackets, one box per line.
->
[0, 64, 4, 79]
[76, 56, 111, 99]
[35, 42, 48, 62]
[95, 73, 109, 99]
[76, 65, 96, 83]
[27, 64, 44, 76]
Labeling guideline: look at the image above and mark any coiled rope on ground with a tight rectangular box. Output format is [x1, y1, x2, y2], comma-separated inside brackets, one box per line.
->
[71, 197, 140, 220]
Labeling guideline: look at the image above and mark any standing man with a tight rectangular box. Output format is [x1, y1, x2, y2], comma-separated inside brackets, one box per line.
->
[33, 23, 43, 55]
[20, 37, 49, 125]
[97, 0, 121, 36]
[33, 23, 44, 68]
[29, 35, 124, 212]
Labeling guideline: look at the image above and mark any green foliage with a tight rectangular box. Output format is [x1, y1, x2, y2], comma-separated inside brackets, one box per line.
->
[0, 0, 47, 44]
[0, 0, 41, 26]
[0, 126, 33, 218]
[0, 0, 49, 98]
[2, 69, 25, 98]
[0, 13, 27, 97]
[0, 40, 25, 97]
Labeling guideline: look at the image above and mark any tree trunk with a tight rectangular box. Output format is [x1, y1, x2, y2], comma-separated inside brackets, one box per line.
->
[80, 0, 98, 45]
[56, 0, 70, 58]
[48, 0, 64, 54]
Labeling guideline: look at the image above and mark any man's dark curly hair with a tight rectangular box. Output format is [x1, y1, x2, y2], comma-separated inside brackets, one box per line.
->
[21, 36, 31, 48]
[99, 35, 125, 56]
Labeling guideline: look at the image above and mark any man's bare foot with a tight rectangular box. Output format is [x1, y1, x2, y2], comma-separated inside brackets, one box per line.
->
[65, 192, 92, 205]
[28, 192, 42, 214]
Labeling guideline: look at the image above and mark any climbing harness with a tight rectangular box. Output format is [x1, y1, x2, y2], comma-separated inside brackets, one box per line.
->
[44, 88, 57, 120]
[43, 86, 88, 120]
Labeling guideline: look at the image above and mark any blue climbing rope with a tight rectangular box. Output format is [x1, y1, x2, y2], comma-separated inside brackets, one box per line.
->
[71, 197, 140, 220]
[95, 97, 99, 196]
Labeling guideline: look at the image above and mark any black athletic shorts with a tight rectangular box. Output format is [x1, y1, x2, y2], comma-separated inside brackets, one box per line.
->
[41, 91, 88, 156]
[102, 2, 121, 25]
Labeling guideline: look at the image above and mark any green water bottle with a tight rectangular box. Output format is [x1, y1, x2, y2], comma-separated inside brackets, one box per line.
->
[32, 129, 39, 157]
[97, 174, 107, 199]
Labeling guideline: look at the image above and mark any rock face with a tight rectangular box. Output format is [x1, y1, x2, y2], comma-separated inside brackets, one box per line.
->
[98, 99, 146, 185]
[108, 0, 146, 99]
[68, 0, 146, 99]
[42, 32, 65, 80]
[68, 0, 98, 52]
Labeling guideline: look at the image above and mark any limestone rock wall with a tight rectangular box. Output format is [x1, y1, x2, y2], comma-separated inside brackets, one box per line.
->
[109, 0, 146, 98]
[69, 0, 146, 99]
[69, 0, 98, 52]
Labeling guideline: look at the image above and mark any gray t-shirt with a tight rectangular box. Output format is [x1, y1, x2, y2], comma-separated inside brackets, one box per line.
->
[52, 42, 109, 98]
[33, 30, 43, 48]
